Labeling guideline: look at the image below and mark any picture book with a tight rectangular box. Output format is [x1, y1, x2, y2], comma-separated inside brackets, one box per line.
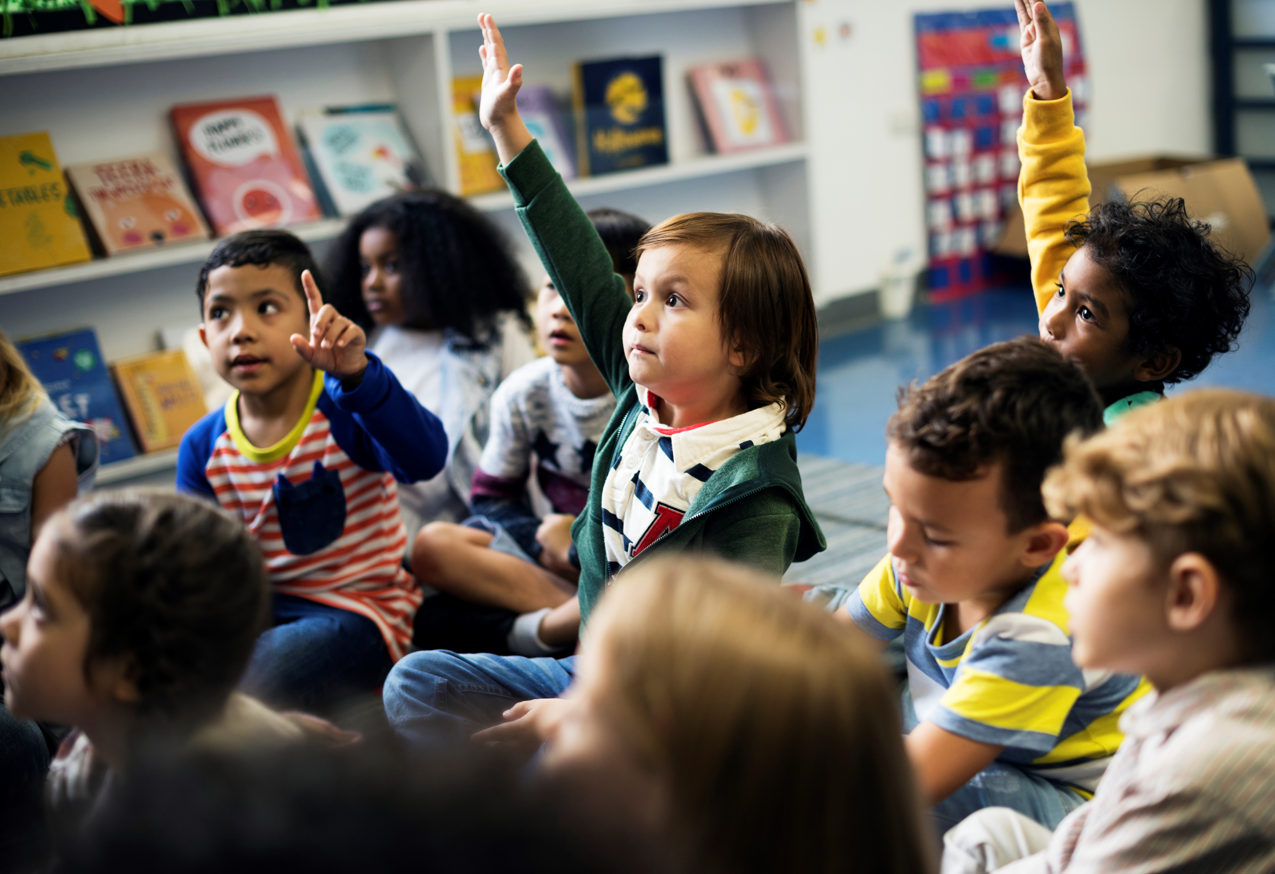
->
[16, 328, 135, 465]
[0, 132, 92, 278]
[296, 105, 428, 216]
[687, 60, 789, 154]
[65, 152, 210, 255]
[452, 75, 504, 196]
[111, 349, 208, 453]
[573, 55, 668, 176]
[517, 86, 576, 180]
[170, 96, 322, 235]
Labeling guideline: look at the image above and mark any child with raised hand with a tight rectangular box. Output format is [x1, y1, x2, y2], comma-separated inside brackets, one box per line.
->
[542, 556, 933, 874]
[382, 14, 824, 748]
[0, 492, 308, 839]
[1014, 0, 1249, 425]
[178, 230, 448, 713]
[944, 390, 1275, 873]
[323, 192, 536, 537]
[411, 208, 648, 657]
[837, 337, 1150, 835]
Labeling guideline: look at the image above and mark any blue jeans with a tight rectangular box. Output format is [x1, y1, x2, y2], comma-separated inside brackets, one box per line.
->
[383, 651, 577, 749]
[931, 761, 1086, 836]
[240, 594, 392, 713]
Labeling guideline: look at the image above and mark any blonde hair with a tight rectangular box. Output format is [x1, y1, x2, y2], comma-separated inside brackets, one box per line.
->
[1043, 389, 1275, 661]
[0, 327, 46, 425]
[587, 558, 932, 874]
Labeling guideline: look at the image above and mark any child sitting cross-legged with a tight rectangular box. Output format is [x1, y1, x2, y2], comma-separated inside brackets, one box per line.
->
[943, 389, 1275, 873]
[177, 230, 448, 713]
[837, 337, 1150, 835]
[0, 492, 316, 842]
[410, 208, 648, 657]
[1014, 0, 1250, 426]
[382, 14, 825, 749]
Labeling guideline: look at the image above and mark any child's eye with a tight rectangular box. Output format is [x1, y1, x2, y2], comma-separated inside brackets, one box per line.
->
[923, 532, 952, 547]
[259, 301, 280, 315]
[209, 306, 227, 320]
[1078, 306, 1094, 323]
[384, 259, 398, 275]
[359, 260, 371, 279]
[633, 289, 646, 304]
[667, 293, 682, 308]
[1055, 282, 1065, 298]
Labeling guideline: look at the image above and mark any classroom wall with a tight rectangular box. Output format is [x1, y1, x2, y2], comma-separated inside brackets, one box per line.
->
[800, 0, 1211, 304]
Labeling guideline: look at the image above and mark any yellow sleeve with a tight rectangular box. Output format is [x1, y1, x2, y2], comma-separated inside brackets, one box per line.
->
[848, 554, 909, 639]
[1018, 89, 1091, 315]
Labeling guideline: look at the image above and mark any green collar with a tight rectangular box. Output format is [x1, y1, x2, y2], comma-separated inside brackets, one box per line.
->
[1102, 390, 1161, 427]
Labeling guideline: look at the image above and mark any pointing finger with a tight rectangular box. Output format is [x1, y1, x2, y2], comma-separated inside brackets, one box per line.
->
[301, 270, 323, 319]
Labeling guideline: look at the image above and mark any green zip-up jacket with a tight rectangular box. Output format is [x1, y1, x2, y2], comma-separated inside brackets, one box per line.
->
[501, 141, 826, 624]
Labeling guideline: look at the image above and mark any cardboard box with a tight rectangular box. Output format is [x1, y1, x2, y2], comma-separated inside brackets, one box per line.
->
[996, 155, 1271, 266]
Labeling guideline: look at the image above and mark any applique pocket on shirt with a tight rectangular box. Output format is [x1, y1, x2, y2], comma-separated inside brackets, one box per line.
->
[273, 461, 346, 556]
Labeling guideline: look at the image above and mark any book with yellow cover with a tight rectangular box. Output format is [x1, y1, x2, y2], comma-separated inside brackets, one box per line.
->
[0, 132, 92, 278]
[112, 349, 208, 453]
[451, 75, 505, 196]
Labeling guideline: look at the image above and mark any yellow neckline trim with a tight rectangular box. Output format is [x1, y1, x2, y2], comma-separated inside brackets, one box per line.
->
[225, 370, 324, 464]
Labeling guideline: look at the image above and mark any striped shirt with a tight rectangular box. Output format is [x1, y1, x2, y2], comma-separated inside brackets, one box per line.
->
[849, 552, 1149, 792]
[601, 394, 786, 577]
[177, 356, 448, 662]
[1010, 666, 1275, 874]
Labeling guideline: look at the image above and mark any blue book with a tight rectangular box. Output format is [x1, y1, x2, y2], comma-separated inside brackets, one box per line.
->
[17, 328, 136, 465]
[573, 55, 668, 176]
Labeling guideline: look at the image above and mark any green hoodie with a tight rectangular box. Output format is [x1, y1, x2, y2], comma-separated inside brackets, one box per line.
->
[501, 141, 826, 625]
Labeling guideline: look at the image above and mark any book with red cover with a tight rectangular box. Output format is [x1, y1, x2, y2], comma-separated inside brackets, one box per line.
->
[170, 96, 321, 235]
[687, 60, 789, 154]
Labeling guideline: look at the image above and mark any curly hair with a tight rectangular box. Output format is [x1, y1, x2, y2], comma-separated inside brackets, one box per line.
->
[195, 230, 322, 313]
[324, 191, 530, 341]
[1065, 198, 1252, 383]
[888, 336, 1104, 532]
[48, 492, 269, 733]
[1043, 389, 1275, 662]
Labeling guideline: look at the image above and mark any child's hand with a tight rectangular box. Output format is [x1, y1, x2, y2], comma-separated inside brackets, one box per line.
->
[290, 269, 369, 386]
[535, 513, 576, 577]
[1014, 0, 1066, 101]
[477, 13, 533, 165]
[471, 697, 570, 758]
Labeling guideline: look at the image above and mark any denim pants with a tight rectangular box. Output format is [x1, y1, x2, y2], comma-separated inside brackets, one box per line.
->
[240, 594, 392, 713]
[383, 651, 577, 749]
[932, 761, 1086, 836]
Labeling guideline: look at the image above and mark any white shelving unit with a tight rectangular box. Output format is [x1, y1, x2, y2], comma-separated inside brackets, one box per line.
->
[0, 0, 874, 483]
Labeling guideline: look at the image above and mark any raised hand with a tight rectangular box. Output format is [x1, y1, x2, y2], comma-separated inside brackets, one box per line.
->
[477, 13, 533, 164]
[1014, 0, 1066, 102]
[289, 269, 368, 383]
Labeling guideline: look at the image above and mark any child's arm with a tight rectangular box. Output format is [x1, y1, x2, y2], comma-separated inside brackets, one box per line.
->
[1014, 0, 1090, 316]
[477, 14, 633, 397]
[294, 271, 449, 482]
[907, 722, 1006, 805]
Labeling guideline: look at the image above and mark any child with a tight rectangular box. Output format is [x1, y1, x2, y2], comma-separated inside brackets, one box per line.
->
[323, 191, 537, 537]
[177, 230, 448, 712]
[1015, 0, 1250, 425]
[944, 390, 1275, 873]
[382, 14, 825, 748]
[411, 209, 648, 657]
[0, 492, 303, 839]
[537, 556, 934, 874]
[837, 337, 1149, 834]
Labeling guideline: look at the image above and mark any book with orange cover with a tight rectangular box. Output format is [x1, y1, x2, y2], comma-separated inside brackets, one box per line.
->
[0, 131, 92, 277]
[112, 349, 208, 453]
[65, 153, 210, 255]
[171, 96, 322, 235]
[687, 60, 789, 154]
[451, 75, 505, 196]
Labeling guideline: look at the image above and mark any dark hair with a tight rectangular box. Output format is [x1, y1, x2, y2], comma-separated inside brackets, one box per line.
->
[49, 492, 269, 732]
[636, 213, 818, 431]
[888, 336, 1104, 532]
[195, 230, 322, 313]
[586, 207, 650, 278]
[1066, 197, 1252, 383]
[324, 191, 530, 341]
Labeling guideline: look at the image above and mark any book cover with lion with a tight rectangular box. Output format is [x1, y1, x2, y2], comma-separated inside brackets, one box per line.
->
[66, 153, 210, 255]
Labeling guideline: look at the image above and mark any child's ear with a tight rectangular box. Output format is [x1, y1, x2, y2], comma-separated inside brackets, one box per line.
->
[1020, 520, 1070, 569]
[1164, 552, 1224, 633]
[727, 342, 756, 372]
[1133, 347, 1181, 383]
[91, 655, 142, 705]
[198, 324, 209, 349]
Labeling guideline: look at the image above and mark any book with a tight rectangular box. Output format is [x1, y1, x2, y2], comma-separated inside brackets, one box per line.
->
[573, 55, 668, 176]
[687, 60, 789, 154]
[0, 132, 92, 278]
[517, 87, 576, 180]
[16, 328, 135, 464]
[451, 75, 505, 196]
[295, 105, 428, 216]
[111, 349, 208, 453]
[65, 153, 210, 255]
[170, 96, 322, 236]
